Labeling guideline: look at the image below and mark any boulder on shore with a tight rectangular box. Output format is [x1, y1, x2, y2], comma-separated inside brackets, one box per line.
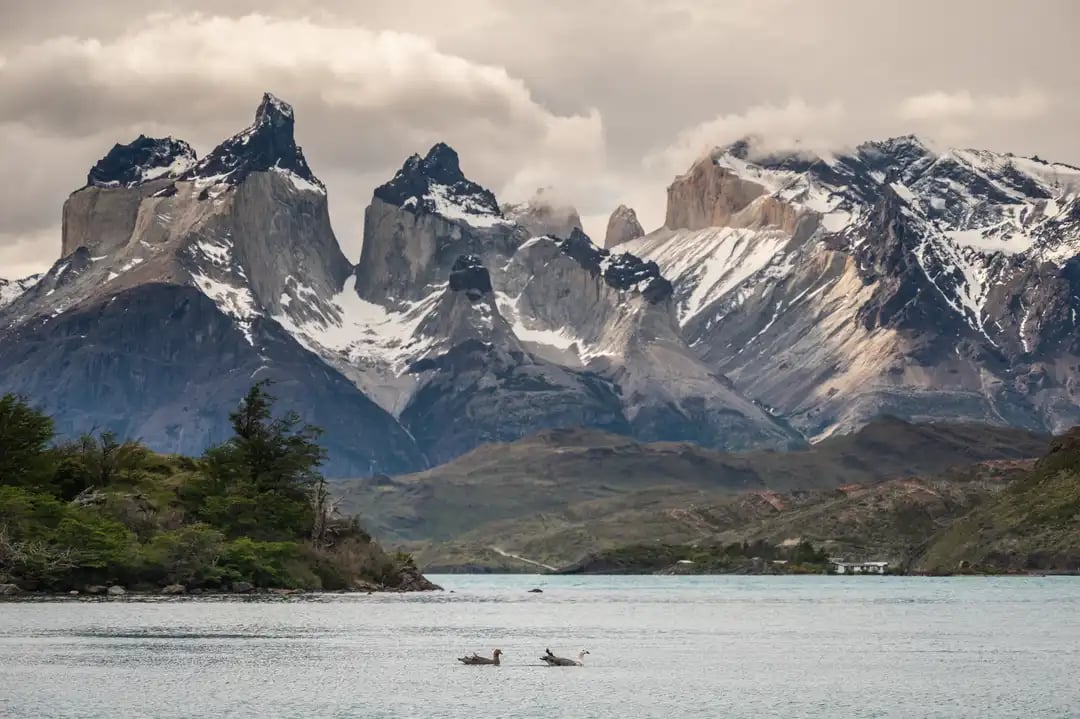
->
[395, 566, 443, 592]
[0, 583, 22, 596]
[231, 581, 254, 594]
[107, 585, 126, 596]
[161, 584, 186, 595]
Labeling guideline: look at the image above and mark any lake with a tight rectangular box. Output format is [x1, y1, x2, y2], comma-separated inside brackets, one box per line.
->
[1, 575, 1078, 718]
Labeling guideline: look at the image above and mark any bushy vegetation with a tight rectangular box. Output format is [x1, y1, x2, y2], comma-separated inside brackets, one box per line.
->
[568, 538, 830, 574]
[0, 383, 419, 593]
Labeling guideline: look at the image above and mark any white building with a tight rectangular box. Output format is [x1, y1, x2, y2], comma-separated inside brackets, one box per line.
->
[831, 560, 889, 575]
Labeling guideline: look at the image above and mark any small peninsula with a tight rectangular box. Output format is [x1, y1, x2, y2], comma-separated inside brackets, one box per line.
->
[0, 382, 438, 597]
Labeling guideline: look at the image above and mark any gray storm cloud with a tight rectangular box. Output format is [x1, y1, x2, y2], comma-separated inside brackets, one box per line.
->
[1, 0, 1078, 276]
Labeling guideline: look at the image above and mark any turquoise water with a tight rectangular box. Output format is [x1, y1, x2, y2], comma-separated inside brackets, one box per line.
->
[1, 575, 1078, 717]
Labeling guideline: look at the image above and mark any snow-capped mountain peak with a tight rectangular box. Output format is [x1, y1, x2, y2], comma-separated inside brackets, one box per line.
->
[0, 274, 42, 310]
[373, 143, 505, 228]
[178, 92, 323, 193]
[627, 134, 1080, 440]
[86, 135, 196, 189]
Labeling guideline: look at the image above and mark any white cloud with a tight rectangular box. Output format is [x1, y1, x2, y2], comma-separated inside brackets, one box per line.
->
[1, 4, 1079, 275]
[644, 99, 846, 176]
[899, 89, 1051, 121]
[898, 91, 977, 121]
[0, 12, 608, 267]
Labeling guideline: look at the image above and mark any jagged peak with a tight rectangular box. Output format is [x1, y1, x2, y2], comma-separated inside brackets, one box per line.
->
[256, 92, 295, 123]
[0, 274, 41, 310]
[421, 143, 463, 181]
[374, 143, 504, 228]
[448, 254, 493, 300]
[178, 92, 322, 193]
[604, 204, 645, 249]
[86, 135, 197, 189]
[556, 228, 673, 303]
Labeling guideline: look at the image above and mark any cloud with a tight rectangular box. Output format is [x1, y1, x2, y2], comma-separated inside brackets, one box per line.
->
[644, 99, 846, 176]
[899, 89, 1051, 121]
[1, 3, 1080, 276]
[0, 12, 606, 263]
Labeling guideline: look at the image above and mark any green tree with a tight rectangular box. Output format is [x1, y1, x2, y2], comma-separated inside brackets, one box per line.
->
[71, 430, 149, 488]
[0, 394, 55, 489]
[200, 381, 327, 539]
[141, 525, 225, 587]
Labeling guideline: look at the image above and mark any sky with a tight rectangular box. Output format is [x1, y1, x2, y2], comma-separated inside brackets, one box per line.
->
[1, 0, 1078, 278]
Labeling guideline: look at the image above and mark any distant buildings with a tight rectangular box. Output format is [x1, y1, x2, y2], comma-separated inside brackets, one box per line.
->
[829, 559, 889, 575]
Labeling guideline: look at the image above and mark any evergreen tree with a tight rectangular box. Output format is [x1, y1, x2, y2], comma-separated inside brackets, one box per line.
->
[0, 394, 55, 489]
[201, 381, 327, 539]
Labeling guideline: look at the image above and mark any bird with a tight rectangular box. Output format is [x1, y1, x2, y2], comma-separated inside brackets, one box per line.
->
[539, 648, 589, 666]
[457, 648, 503, 666]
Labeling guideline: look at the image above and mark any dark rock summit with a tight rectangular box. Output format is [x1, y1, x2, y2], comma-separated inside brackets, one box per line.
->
[448, 255, 493, 299]
[87, 135, 196, 188]
[557, 229, 673, 303]
[180, 92, 321, 189]
[373, 142, 502, 220]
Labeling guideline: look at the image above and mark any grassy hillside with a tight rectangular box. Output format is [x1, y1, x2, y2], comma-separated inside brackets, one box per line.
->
[338, 417, 1048, 545]
[0, 387, 436, 595]
[918, 428, 1080, 573]
[413, 460, 1034, 571]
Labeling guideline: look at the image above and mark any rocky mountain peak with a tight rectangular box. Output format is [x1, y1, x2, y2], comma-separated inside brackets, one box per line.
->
[179, 92, 321, 190]
[557, 228, 673, 303]
[448, 255, 493, 300]
[373, 143, 503, 226]
[419, 142, 463, 183]
[86, 135, 196, 188]
[255, 92, 295, 125]
[603, 204, 644, 248]
[0, 274, 41, 310]
[501, 187, 583, 239]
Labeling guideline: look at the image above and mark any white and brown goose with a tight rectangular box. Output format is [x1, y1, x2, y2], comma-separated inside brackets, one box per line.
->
[457, 649, 503, 666]
[539, 648, 589, 666]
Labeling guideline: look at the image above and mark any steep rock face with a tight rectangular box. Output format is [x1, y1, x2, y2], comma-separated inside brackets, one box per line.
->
[604, 204, 645, 248]
[355, 144, 520, 304]
[499, 234, 802, 450]
[401, 256, 628, 463]
[501, 187, 583, 239]
[62, 136, 196, 257]
[329, 143, 802, 453]
[0, 95, 422, 476]
[0, 284, 421, 476]
[627, 136, 1080, 438]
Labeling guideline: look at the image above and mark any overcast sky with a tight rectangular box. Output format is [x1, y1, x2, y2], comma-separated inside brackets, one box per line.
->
[2, 0, 1078, 277]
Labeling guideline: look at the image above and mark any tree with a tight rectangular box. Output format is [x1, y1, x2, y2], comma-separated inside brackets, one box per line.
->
[201, 381, 328, 539]
[0, 394, 55, 489]
[73, 430, 148, 488]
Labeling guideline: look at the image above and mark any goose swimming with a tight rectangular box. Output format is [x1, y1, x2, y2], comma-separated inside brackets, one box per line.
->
[457, 649, 503, 666]
[539, 648, 589, 666]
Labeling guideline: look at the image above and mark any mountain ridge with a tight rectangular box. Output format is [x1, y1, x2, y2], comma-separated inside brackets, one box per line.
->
[2, 103, 1077, 474]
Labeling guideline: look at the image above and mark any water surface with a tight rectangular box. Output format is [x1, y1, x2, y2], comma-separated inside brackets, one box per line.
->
[1, 575, 1078, 718]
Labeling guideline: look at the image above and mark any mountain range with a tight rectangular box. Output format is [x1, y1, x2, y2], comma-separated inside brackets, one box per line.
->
[1, 95, 1077, 475]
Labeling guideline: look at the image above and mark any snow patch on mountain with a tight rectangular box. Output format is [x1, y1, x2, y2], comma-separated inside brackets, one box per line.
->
[189, 271, 258, 344]
[495, 291, 581, 352]
[0, 275, 40, 309]
[426, 183, 506, 227]
[274, 275, 441, 372]
[272, 165, 325, 195]
[623, 226, 792, 324]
